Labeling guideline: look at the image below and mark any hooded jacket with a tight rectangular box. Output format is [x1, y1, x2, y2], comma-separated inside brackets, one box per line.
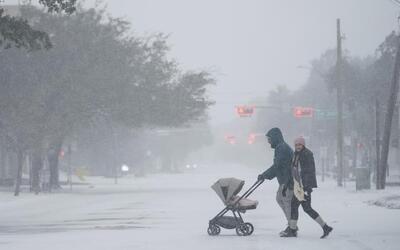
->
[261, 128, 293, 186]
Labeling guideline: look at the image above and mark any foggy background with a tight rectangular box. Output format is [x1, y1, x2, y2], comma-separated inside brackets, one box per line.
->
[8, 0, 397, 125]
[84, 0, 398, 126]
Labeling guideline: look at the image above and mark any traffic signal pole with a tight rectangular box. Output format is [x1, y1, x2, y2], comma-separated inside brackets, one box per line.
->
[336, 19, 344, 187]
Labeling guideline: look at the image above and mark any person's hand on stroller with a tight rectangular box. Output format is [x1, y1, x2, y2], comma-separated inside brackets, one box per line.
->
[257, 174, 265, 182]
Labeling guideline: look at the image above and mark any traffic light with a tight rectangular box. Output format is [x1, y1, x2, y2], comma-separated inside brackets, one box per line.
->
[236, 106, 254, 117]
[224, 135, 236, 145]
[293, 106, 314, 118]
[58, 150, 65, 159]
[248, 133, 256, 144]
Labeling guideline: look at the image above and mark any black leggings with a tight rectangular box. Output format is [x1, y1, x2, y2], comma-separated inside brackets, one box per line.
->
[291, 192, 320, 220]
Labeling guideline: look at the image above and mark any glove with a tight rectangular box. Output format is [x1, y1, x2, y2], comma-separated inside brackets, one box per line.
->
[258, 174, 265, 181]
[282, 185, 288, 197]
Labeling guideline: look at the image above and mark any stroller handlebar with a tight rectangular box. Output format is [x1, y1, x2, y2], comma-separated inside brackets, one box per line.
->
[243, 179, 264, 198]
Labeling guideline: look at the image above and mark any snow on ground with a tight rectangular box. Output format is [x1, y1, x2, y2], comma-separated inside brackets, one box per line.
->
[0, 164, 399, 250]
[369, 195, 400, 209]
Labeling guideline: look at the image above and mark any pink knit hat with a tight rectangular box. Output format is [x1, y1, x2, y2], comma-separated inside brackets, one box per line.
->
[294, 137, 306, 146]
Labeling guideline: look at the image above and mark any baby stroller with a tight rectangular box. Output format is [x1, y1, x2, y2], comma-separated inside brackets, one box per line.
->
[208, 178, 263, 236]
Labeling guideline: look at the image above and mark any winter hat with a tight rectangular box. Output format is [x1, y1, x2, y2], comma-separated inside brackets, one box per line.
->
[294, 137, 306, 146]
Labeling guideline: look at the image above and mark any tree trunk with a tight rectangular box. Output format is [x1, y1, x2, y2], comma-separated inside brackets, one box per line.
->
[14, 149, 24, 196]
[48, 137, 63, 190]
[379, 37, 400, 190]
[352, 136, 358, 172]
[0, 140, 5, 181]
[375, 99, 381, 189]
[31, 149, 43, 194]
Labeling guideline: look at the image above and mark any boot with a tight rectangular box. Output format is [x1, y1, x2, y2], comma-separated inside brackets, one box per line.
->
[281, 228, 297, 238]
[320, 224, 333, 239]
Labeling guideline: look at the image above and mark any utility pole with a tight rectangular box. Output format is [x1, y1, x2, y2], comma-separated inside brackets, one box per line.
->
[377, 0, 400, 189]
[336, 18, 344, 187]
[378, 38, 400, 189]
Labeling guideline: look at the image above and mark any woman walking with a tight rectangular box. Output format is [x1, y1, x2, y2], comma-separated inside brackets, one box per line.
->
[281, 137, 333, 238]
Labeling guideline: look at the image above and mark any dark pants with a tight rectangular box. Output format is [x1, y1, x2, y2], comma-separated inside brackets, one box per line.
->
[291, 192, 319, 220]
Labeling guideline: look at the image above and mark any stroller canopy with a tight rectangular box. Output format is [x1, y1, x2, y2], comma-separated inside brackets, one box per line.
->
[212, 178, 245, 204]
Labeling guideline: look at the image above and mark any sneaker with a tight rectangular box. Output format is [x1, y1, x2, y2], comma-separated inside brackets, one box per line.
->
[281, 228, 297, 238]
[279, 226, 298, 236]
[321, 224, 333, 239]
[279, 226, 290, 236]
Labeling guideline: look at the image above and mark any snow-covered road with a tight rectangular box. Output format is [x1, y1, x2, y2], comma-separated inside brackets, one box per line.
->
[0, 164, 399, 250]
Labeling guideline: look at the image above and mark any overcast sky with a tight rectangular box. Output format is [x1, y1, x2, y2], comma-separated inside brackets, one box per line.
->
[87, 0, 399, 126]
[6, 0, 400, 126]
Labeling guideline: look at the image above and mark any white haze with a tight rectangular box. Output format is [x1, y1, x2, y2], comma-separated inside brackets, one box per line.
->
[86, 0, 397, 126]
[7, 0, 397, 125]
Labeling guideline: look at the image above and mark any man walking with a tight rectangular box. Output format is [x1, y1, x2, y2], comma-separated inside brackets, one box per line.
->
[258, 128, 294, 236]
[281, 137, 333, 238]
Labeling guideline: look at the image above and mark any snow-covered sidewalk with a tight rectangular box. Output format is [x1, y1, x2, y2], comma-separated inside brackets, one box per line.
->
[0, 164, 399, 250]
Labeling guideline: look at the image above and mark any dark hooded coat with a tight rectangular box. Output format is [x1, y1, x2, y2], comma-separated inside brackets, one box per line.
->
[261, 128, 293, 186]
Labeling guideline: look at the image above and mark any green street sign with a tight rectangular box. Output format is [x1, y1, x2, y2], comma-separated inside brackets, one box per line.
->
[315, 109, 337, 119]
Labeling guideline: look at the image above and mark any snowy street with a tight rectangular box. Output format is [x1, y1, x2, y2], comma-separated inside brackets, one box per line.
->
[0, 164, 399, 250]
[1, 1, 400, 250]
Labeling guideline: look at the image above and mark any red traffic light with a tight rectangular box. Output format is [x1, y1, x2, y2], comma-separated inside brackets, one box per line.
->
[224, 135, 236, 145]
[59, 150, 65, 159]
[236, 106, 254, 117]
[247, 133, 262, 145]
[293, 107, 314, 118]
[247, 133, 255, 144]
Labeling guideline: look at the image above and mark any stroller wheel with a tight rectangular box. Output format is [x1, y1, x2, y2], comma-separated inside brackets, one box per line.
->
[235, 223, 249, 236]
[244, 223, 254, 235]
[207, 224, 220, 236]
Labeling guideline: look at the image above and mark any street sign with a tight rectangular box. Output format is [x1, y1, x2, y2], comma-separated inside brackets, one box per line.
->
[315, 109, 337, 119]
